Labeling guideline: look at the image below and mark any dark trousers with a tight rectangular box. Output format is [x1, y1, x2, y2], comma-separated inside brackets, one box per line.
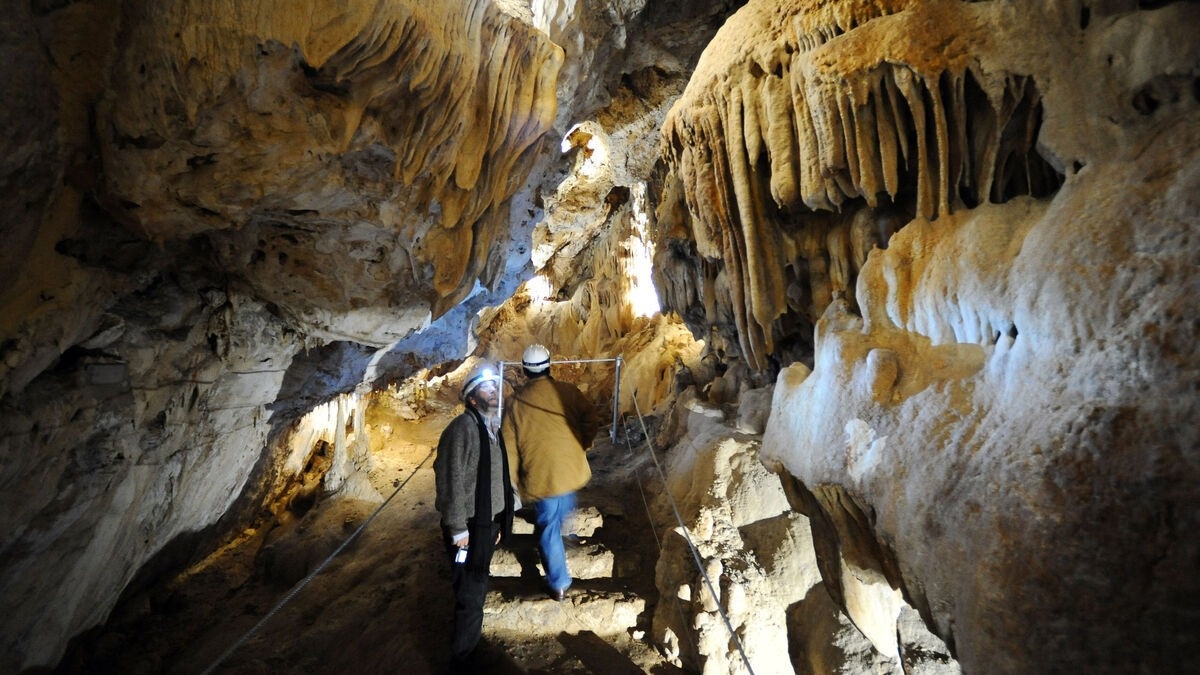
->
[443, 522, 498, 666]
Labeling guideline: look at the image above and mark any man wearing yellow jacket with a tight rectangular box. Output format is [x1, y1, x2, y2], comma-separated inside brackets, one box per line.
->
[501, 344, 601, 601]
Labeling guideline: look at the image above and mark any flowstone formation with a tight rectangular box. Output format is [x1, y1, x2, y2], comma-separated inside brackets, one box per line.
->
[656, 0, 1063, 371]
[1, 0, 745, 670]
[0, 1, 562, 670]
[653, 0, 1200, 673]
[98, 0, 562, 340]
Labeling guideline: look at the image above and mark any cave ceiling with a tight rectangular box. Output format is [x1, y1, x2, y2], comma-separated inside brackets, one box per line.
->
[95, 1, 563, 345]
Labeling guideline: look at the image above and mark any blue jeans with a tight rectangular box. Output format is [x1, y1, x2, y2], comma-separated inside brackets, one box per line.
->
[534, 492, 576, 592]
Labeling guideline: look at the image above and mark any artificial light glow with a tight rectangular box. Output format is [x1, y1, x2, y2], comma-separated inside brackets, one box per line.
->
[624, 183, 661, 318]
[561, 122, 610, 180]
[526, 274, 552, 303]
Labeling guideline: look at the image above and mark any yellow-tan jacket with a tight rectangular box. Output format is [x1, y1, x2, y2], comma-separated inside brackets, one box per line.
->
[501, 375, 601, 502]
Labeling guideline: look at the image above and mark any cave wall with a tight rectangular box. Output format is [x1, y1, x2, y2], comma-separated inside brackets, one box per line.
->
[2, 0, 1197, 672]
[0, 0, 742, 671]
[654, 0, 1072, 372]
[0, 1, 563, 670]
[653, 0, 1199, 672]
[96, 0, 563, 339]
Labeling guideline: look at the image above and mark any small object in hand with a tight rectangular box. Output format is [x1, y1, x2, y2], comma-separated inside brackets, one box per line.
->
[455, 547, 468, 564]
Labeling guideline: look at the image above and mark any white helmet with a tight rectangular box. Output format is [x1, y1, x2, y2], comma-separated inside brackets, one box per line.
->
[521, 343, 551, 373]
[461, 364, 499, 399]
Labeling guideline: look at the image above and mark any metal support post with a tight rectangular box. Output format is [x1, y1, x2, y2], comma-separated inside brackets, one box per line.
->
[610, 355, 623, 443]
[497, 361, 506, 421]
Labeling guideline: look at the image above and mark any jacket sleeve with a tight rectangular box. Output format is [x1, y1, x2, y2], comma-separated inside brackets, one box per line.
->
[433, 414, 475, 533]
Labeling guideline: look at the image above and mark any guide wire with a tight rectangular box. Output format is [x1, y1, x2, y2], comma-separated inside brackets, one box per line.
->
[627, 433, 699, 662]
[199, 445, 435, 675]
[626, 394, 757, 675]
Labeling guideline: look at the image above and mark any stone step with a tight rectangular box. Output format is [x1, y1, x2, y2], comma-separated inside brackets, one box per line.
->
[481, 502, 651, 655]
[492, 505, 614, 579]
[490, 536, 615, 579]
[509, 504, 605, 536]
[484, 586, 645, 638]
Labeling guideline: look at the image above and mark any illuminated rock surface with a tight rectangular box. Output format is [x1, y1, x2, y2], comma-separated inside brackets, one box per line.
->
[0, 0, 1196, 673]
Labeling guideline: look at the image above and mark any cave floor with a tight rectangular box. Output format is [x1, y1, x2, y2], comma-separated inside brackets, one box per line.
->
[53, 396, 681, 674]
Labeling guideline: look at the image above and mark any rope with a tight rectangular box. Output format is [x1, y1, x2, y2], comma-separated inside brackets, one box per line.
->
[628, 438, 698, 661]
[627, 395, 758, 675]
[199, 445, 436, 675]
[200, 367, 752, 673]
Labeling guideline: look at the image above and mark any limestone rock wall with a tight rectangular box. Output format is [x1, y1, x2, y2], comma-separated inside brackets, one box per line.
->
[655, 0, 1070, 371]
[0, 1, 564, 670]
[761, 132, 1199, 673]
[466, 1, 739, 418]
[649, 391, 957, 673]
[653, 0, 1199, 673]
[0, 274, 301, 672]
[96, 0, 563, 340]
[2, 0, 1195, 672]
[0, 0, 745, 669]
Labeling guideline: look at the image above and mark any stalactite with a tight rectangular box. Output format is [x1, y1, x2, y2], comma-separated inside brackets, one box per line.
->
[947, 70, 971, 206]
[882, 68, 912, 187]
[102, 0, 564, 334]
[894, 66, 935, 220]
[826, 222, 851, 296]
[791, 67, 832, 212]
[763, 71, 801, 213]
[852, 73, 884, 207]
[655, 0, 1065, 372]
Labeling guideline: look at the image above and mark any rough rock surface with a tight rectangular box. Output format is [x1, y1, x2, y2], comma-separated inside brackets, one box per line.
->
[1, 0, 564, 669]
[652, 1, 1199, 673]
[648, 391, 958, 673]
[0, 1, 734, 670]
[1, 0, 1197, 673]
[96, 0, 563, 341]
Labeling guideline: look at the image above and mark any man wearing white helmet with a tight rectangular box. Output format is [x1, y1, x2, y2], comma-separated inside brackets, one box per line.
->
[433, 364, 514, 671]
[501, 344, 601, 601]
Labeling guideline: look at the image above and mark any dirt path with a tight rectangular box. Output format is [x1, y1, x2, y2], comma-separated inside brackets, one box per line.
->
[55, 395, 679, 674]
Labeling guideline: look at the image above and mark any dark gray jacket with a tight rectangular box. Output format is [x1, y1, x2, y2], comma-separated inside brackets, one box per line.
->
[434, 407, 507, 535]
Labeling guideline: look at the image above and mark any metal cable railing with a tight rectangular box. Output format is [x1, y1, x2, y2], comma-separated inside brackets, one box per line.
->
[628, 440, 700, 663]
[496, 356, 623, 443]
[625, 393, 758, 675]
[198, 445, 435, 675]
[201, 354, 755, 674]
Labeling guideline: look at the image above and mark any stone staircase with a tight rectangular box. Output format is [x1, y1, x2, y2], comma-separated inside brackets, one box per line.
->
[480, 496, 665, 668]
[490, 505, 615, 582]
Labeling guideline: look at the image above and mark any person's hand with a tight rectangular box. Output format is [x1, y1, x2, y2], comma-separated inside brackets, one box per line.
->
[494, 531, 502, 545]
[454, 534, 469, 548]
